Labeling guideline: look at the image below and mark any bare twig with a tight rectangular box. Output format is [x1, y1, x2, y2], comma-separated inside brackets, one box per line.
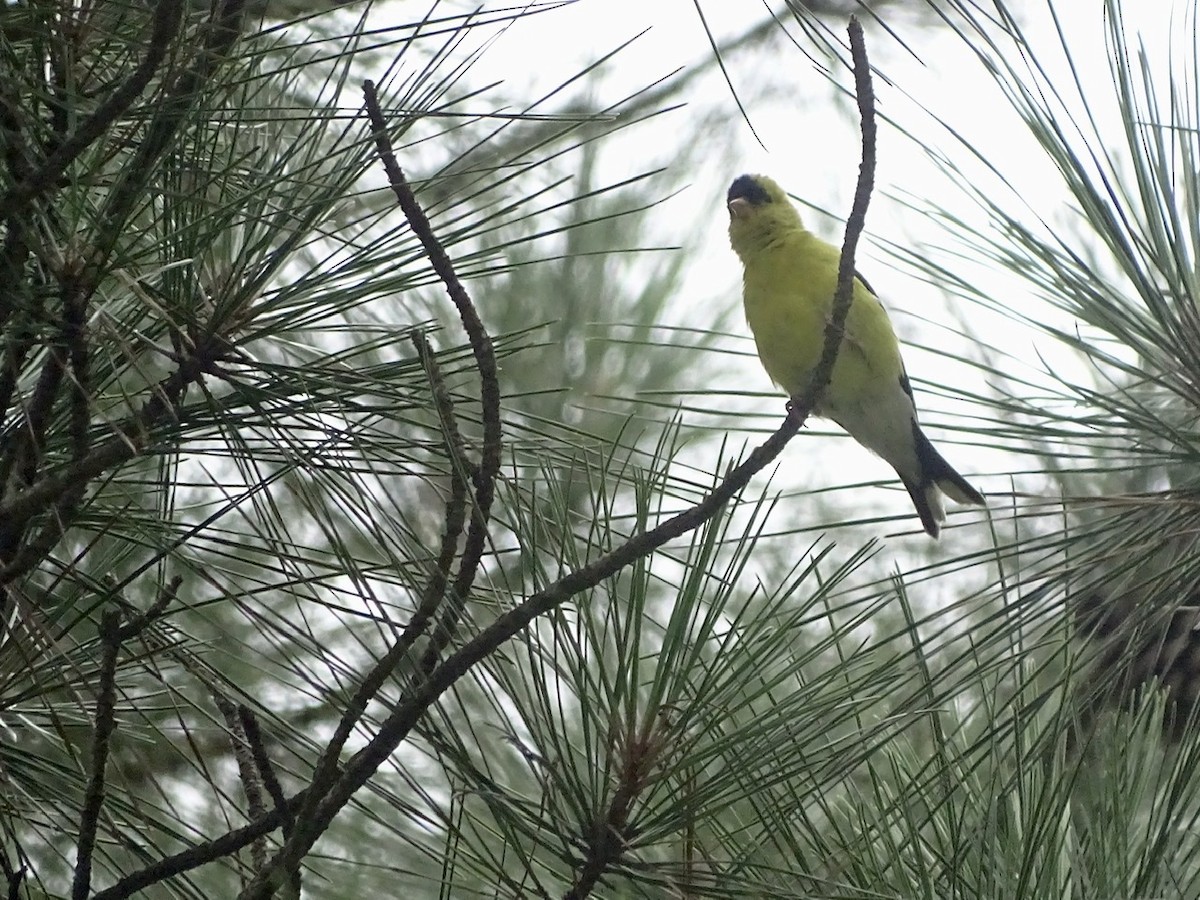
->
[118, 574, 183, 640]
[92, 803, 299, 900]
[362, 80, 501, 622]
[361, 83, 501, 489]
[815, 16, 875, 410]
[64, 274, 91, 462]
[0, 65, 40, 330]
[0, 268, 95, 575]
[7, 293, 73, 488]
[238, 707, 299, 896]
[563, 721, 669, 900]
[238, 708, 291, 829]
[70, 571, 185, 898]
[0, 318, 41, 438]
[91, 0, 248, 268]
[0, 481, 89, 583]
[214, 693, 267, 874]
[72, 611, 124, 900]
[0, 341, 223, 563]
[2, 861, 23, 900]
[240, 85, 509, 895]
[412, 329, 476, 675]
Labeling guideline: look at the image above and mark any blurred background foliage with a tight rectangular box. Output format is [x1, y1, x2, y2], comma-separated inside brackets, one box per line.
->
[2, 0, 1200, 897]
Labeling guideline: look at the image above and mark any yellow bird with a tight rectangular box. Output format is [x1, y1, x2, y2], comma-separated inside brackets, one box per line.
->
[727, 174, 984, 537]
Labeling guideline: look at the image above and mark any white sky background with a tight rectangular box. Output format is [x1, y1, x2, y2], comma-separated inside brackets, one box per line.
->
[415, 0, 1191, 546]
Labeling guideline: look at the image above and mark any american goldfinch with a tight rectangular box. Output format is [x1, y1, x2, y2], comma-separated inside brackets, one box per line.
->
[727, 173, 984, 537]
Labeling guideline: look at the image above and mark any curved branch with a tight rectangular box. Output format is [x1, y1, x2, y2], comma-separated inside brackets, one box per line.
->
[362, 80, 502, 674]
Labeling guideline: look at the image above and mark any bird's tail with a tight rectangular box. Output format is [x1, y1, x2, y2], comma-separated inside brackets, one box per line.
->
[904, 426, 986, 538]
[902, 478, 946, 539]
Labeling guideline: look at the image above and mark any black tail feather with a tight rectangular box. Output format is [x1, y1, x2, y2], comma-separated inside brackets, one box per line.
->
[902, 477, 942, 538]
[913, 424, 985, 507]
[898, 425, 985, 536]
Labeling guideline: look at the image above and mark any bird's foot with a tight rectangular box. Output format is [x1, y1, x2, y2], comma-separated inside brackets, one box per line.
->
[784, 398, 808, 424]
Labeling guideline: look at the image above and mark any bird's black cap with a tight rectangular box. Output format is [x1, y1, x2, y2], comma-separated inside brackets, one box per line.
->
[727, 174, 772, 206]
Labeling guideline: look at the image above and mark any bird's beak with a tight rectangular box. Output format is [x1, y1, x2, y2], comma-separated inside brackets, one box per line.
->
[727, 198, 752, 219]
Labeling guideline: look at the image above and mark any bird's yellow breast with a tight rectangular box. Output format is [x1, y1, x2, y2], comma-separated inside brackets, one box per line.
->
[740, 227, 904, 413]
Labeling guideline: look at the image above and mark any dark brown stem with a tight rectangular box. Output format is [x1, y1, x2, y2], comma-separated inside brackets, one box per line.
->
[71, 570, 185, 899]
[213, 693, 267, 873]
[816, 16, 875, 411]
[91, 0, 247, 269]
[0, 268, 97, 572]
[9, 282, 75, 487]
[0, 343, 222, 564]
[361, 80, 502, 636]
[413, 329, 476, 676]
[64, 274, 90, 462]
[91, 800, 300, 900]
[238, 707, 299, 896]
[239, 707, 291, 827]
[562, 738, 653, 900]
[117, 574, 183, 640]
[0, 319, 41, 438]
[71, 610, 124, 900]
[3, 860, 23, 900]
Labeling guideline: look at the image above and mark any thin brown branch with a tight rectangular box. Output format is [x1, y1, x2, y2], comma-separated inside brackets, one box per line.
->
[362, 78, 501, 599]
[0, 342, 222, 564]
[822, 16, 875, 402]
[72, 571, 184, 899]
[0, 88, 34, 330]
[213, 693, 267, 874]
[410, 330, 475, 671]
[0, 87, 32, 188]
[117, 573, 183, 640]
[0, 319, 41, 438]
[255, 85, 510, 886]
[3, 863, 23, 900]
[238, 707, 291, 827]
[64, 274, 90, 462]
[91, 801, 299, 900]
[71, 610, 124, 900]
[0, 267, 97, 574]
[91, 0, 248, 268]
[8, 319, 70, 488]
[563, 724, 662, 900]
[238, 707, 298, 896]
[0, 481, 88, 583]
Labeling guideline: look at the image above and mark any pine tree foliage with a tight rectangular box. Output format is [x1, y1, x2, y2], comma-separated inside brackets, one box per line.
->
[2, 1, 1200, 899]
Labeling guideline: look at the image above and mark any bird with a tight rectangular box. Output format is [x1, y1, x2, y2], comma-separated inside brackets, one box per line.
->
[726, 173, 984, 537]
